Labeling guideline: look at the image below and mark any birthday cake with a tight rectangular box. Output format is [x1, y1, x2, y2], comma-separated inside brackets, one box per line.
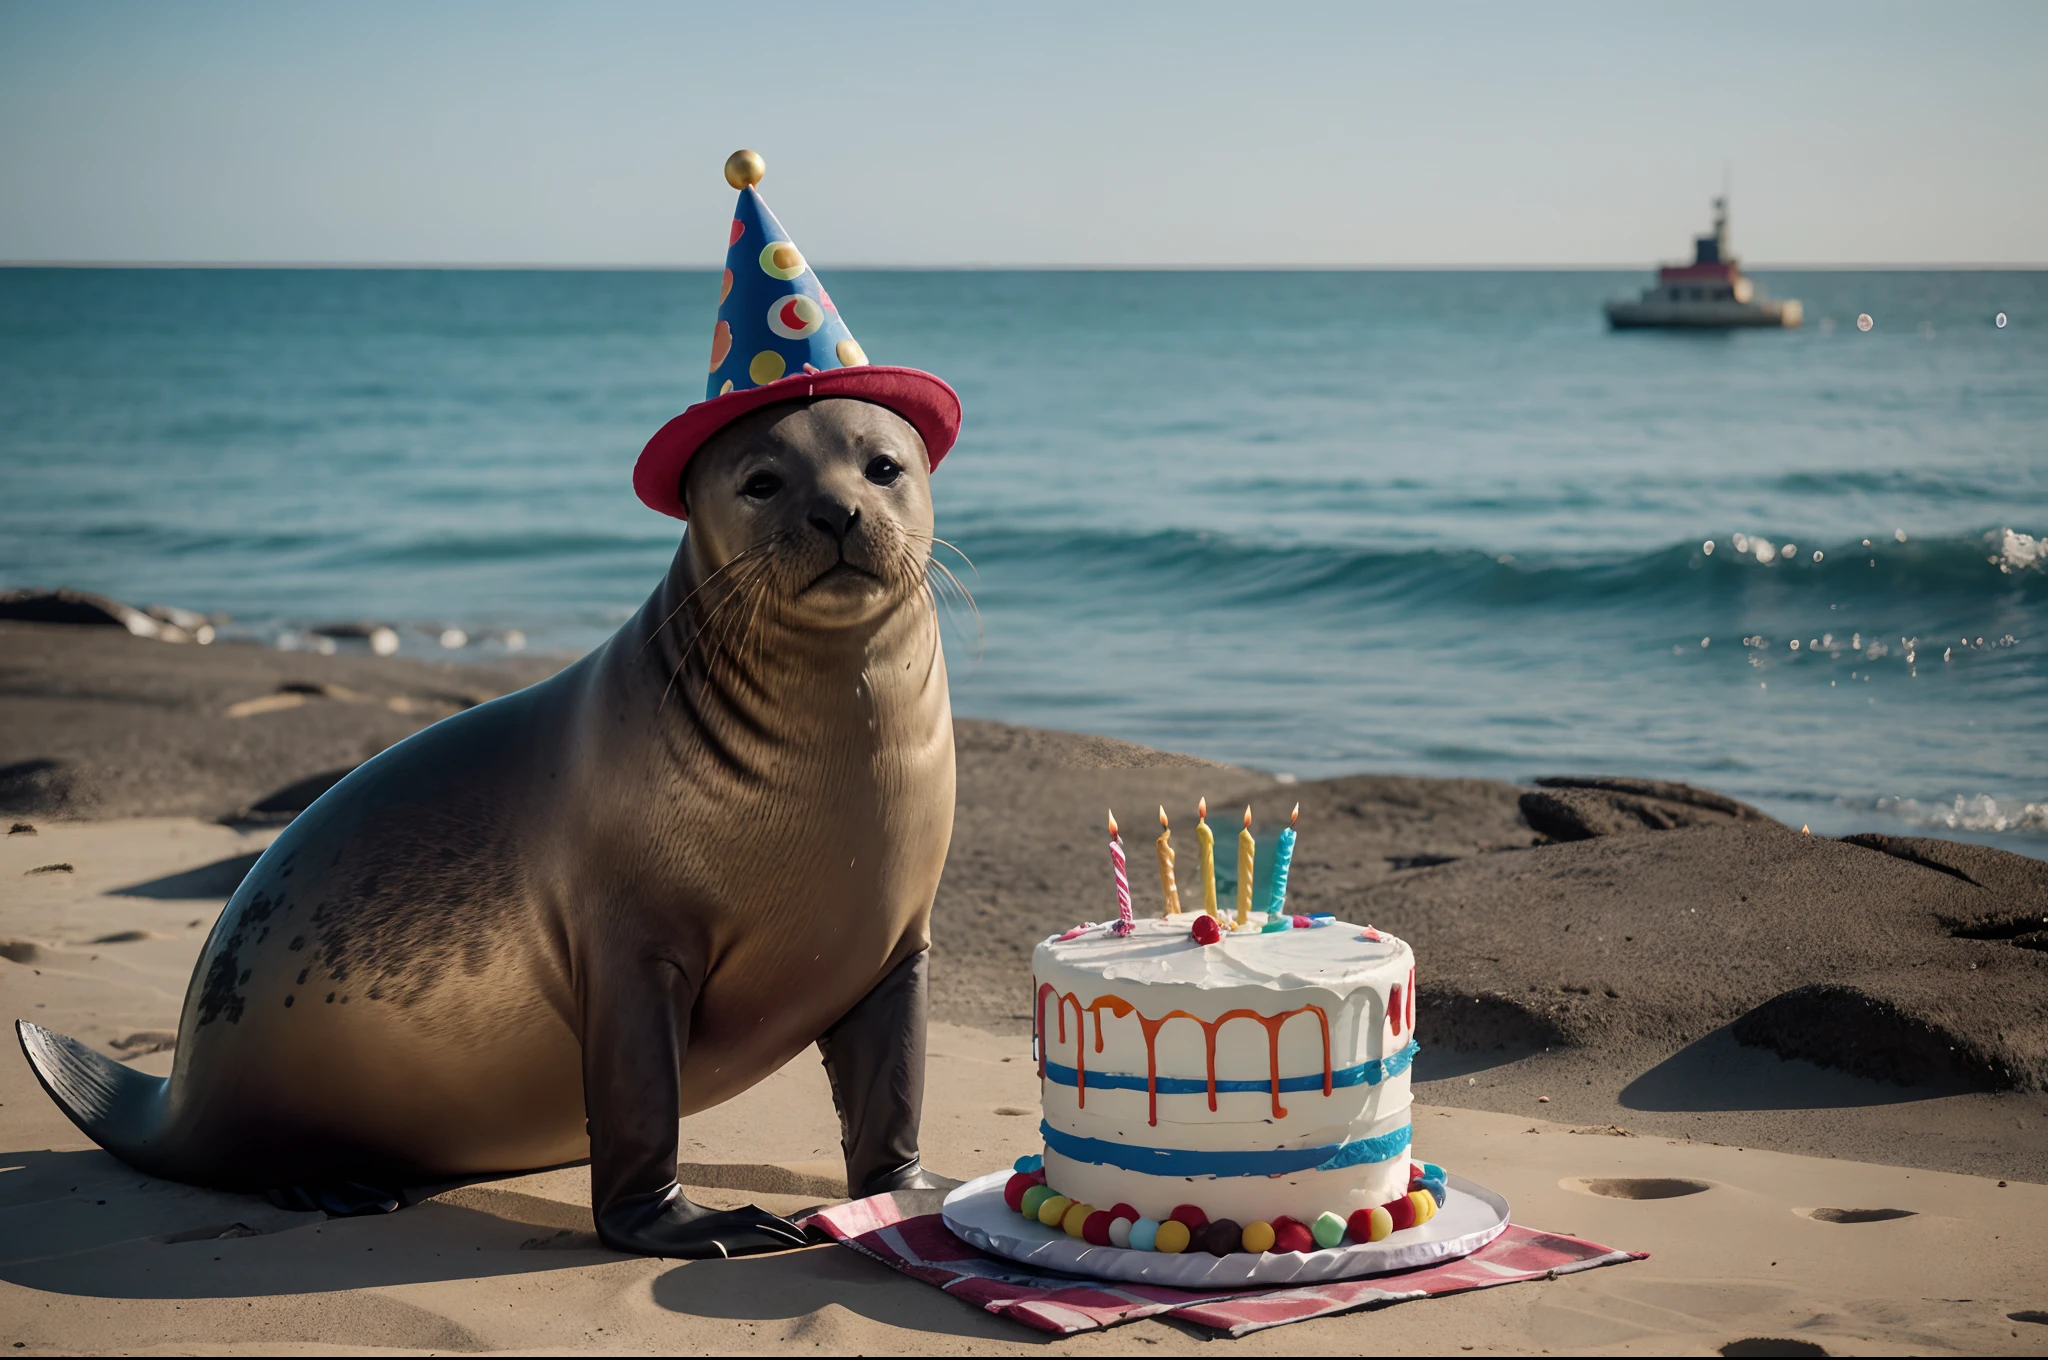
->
[1005, 806, 1444, 1257]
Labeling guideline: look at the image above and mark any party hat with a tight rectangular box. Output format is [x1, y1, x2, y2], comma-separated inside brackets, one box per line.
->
[634, 150, 961, 519]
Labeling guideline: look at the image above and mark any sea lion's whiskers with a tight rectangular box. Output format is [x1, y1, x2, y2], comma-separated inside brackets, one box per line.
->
[925, 557, 984, 658]
[660, 555, 773, 709]
[910, 533, 979, 581]
[638, 541, 772, 658]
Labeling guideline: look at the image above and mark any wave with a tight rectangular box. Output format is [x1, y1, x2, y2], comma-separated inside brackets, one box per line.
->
[949, 525, 2048, 614]
[1868, 794, 2048, 837]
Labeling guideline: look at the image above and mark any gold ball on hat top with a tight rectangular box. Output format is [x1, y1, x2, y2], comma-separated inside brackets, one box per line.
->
[724, 149, 765, 189]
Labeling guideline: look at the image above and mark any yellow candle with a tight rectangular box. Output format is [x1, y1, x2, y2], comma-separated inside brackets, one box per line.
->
[1196, 797, 1218, 918]
[1156, 806, 1180, 916]
[1236, 805, 1255, 929]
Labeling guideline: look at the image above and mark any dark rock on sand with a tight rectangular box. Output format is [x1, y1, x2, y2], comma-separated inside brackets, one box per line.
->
[1358, 820, 2048, 1092]
[0, 758, 94, 816]
[0, 621, 558, 821]
[1521, 775, 1770, 842]
[222, 768, 359, 827]
[0, 588, 210, 643]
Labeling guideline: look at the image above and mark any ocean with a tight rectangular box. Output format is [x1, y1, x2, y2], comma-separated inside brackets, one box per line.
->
[2, 267, 2043, 854]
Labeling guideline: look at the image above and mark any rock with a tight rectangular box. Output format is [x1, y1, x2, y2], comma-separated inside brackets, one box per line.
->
[222, 767, 358, 827]
[0, 588, 209, 643]
[1522, 776, 1773, 842]
[0, 759, 94, 816]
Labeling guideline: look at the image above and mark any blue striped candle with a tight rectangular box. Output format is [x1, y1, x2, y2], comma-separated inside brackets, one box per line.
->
[1265, 804, 1300, 917]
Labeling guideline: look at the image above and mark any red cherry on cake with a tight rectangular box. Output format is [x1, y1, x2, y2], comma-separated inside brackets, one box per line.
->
[1198, 1218, 1242, 1255]
[1168, 1203, 1209, 1232]
[1270, 1216, 1316, 1253]
[1189, 914, 1222, 945]
[1107, 1203, 1139, 1223]
[1003, 1173, 1035, 1212]
[1347, 1207, 1376, 1242]
[1386, 1195, 1419, 1231]
[1081, 1210, 1114, 1246]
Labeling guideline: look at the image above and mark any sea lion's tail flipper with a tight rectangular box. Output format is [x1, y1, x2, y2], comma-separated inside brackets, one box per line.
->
[15, 1020, 172, 1173]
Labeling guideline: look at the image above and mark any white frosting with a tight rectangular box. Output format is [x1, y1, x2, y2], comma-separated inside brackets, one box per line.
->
[1031, 915, 1419, 1224]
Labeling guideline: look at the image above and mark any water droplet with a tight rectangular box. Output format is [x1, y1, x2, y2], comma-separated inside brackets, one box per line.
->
[1702, 540, 1715, 555]
[1790, 640, 1801, 651]
[1783, 543, 1797, 559]
[1895, 528, 1908, 543]
[1857, 313, 1874, 332]
[439, 628, 468, 649]
[1813, 550, 1823, 562]
[1996, 312, 2008, 328]
[1700, 637, 1711, 648]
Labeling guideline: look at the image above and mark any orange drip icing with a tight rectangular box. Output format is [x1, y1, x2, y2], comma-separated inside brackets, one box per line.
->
[1035, 977, 1331, 1125]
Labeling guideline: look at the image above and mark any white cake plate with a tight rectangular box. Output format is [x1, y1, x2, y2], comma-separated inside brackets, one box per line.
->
[941, 1169, 1510, 1288]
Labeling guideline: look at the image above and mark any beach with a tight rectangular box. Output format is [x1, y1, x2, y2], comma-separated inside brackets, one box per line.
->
[4, 623, 2045, 1353]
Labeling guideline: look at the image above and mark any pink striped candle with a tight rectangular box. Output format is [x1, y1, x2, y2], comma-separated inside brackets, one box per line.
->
[1108, 809, 1134, 935]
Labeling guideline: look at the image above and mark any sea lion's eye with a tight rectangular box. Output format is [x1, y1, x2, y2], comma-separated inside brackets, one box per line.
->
[741, 472, 782, 500]
[864, 455, 902, 487]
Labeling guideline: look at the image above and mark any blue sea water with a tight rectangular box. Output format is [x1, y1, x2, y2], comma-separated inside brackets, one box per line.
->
[2, 268, 2044, 853]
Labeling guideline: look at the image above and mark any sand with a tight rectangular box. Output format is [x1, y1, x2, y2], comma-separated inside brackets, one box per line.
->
[4, 622, 2047, 1353]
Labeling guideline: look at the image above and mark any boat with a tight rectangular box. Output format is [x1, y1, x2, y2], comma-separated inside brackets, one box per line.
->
[1605, 195, 1800, 329]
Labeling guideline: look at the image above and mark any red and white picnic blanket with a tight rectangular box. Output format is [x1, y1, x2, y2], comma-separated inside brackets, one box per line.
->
[804, 1192, 1643, 1337]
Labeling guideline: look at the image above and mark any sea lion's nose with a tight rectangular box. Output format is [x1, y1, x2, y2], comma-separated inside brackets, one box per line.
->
[807, 496, 858, 544]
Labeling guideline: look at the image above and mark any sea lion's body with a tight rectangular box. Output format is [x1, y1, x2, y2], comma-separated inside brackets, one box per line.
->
[21, 397, 957, 1254]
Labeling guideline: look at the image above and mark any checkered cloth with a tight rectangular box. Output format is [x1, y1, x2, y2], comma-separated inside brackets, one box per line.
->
[803, 1192, 1643, 1337]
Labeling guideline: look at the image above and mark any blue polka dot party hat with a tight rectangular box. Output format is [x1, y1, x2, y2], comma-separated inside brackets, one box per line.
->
[635, 149, 961, 519]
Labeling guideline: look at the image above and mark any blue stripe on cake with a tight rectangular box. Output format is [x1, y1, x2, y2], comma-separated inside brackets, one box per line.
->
[1042, 1038, 1418, 1096]
[1039, 1119, 1413, 1177]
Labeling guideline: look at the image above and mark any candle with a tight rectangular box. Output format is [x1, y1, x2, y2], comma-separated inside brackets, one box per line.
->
[1266, 803, 1299, 917]
[1196, 797, 1218, 919]
[1156, 806, 1180, 916]
[1235, 806, 1255, 929]
[1108, 809, 1133, 935]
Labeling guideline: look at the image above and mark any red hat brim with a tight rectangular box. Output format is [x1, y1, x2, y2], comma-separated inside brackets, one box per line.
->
[633, 365, 961, 520]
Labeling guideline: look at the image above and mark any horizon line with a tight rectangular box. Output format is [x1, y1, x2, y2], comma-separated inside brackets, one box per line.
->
[5, 260, 2046, 273]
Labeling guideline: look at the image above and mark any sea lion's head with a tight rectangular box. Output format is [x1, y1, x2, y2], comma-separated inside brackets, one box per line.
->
[681, 397, 936, 630]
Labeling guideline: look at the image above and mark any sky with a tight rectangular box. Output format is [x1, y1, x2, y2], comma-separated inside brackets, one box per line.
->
[1, 1, 2044, 267]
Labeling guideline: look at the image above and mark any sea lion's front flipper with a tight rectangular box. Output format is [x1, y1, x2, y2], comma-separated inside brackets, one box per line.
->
[817, 949, 960, 1200]
[584, 951, 807, 1258]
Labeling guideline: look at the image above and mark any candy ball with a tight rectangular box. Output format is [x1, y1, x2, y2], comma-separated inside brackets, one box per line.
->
[1037, 1194, 1073, 1228]
[1292, 914, 1312, 928]
[1013, 1153, 1043, 1174]
[1082, 1210, 1114, 1246]
[1385, 1195, 1417, 1231]
[1190, 914, 1222, 945]
[1062, 1202, 1094, 1237]
[1311, 1211, 1346, 1249]
[1421, 1178, 1447, 1208]
[1408, 1190, 1436, 1224]
[1004, 1173, 1035, 1212]
[1108, 1203, 1139, 1223]
[1168, 1203, 1209, 1232]
[1020, 1185, 1053, 1219]
[1153, 1219, 1191, 1254]
[1240, 1220, 1276, 1253]
[1270, 1216, 1316, 1253]
[1421, 1161, 1447, 1182]
[1346, 1207, 1375, 1243]
[1198, 1219, 1242, 1256]
[1129, 1217, 1161, 1252]
[1108, 1216, 1134, 1249]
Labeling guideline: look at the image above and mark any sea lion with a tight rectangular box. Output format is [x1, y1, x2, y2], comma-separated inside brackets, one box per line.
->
[17, 394, 959, 1257]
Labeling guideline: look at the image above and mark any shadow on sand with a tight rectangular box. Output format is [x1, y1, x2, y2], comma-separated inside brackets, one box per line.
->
[0, 1147, 1025, 1338]
[1619, 1026, 1971, 1112]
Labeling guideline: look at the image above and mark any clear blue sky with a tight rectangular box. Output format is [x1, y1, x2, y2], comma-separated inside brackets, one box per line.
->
[2, 0, 2043, 266]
